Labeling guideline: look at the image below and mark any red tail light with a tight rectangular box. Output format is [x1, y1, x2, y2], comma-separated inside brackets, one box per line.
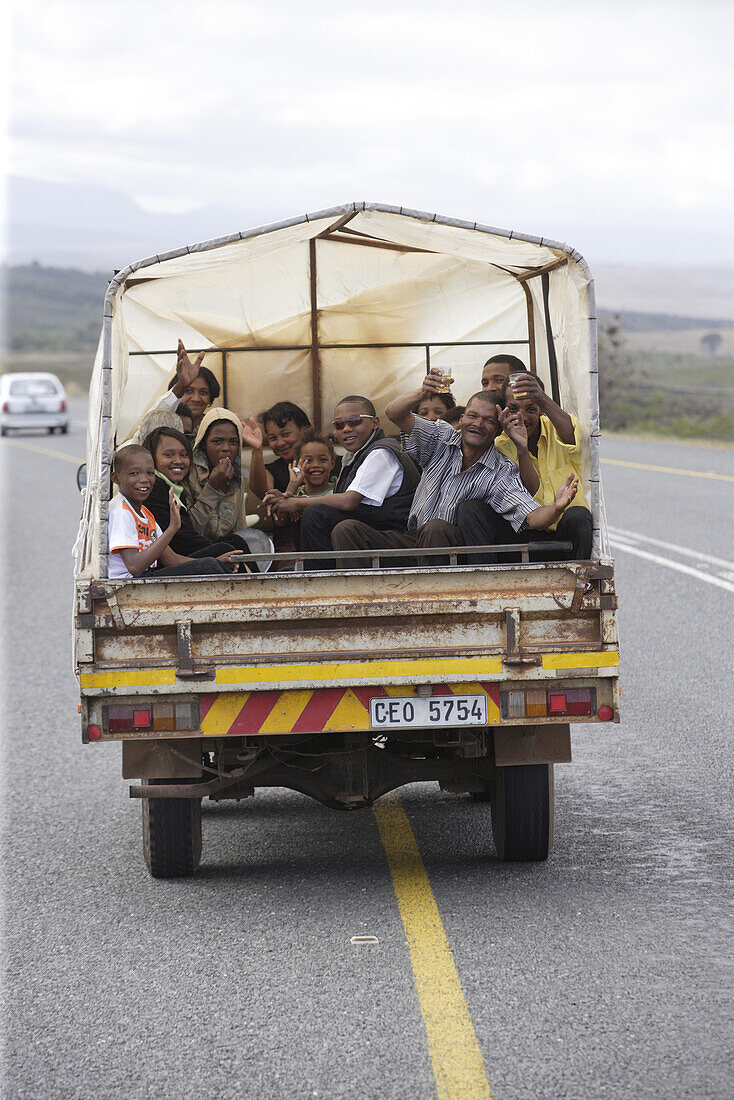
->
[504, 687, 594, 719]
[104, 701, 198, 734]
[88, 725, 102, 741]
[566, 689, 593, 715]
[2, 402, 8, 414]
[598, 705, 614, 721]
[133, 708, 152, 730]
[547, 691, 567, 715]
[60, 399, 67, 412]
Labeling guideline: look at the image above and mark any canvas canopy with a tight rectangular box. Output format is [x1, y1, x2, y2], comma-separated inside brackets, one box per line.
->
[75, 202, 605, 577]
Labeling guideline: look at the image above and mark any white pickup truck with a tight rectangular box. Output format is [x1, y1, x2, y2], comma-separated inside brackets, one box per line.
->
[73, 203, 620, 878]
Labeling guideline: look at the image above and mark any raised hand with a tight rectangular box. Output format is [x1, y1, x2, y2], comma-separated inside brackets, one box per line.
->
[554, 474, 578, 513]
[286, 460, 305, 495]
[509, 372, 544, 404]
[176, 339, 205, 390]
[209, 456, 234, 492]
[167, 488, 182, 532]
[499, 406, 528, 450]
[240, 416, 263, 450]
[422, 367, 449, 396]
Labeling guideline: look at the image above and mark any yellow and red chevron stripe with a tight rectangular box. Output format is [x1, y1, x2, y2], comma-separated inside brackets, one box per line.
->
[198, 683, 501, 737]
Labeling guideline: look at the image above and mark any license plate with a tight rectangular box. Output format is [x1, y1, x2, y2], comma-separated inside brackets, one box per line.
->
[369, 694, 488, 730]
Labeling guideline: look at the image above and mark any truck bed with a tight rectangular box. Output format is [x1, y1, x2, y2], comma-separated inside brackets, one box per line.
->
[77, 559, 618, 701]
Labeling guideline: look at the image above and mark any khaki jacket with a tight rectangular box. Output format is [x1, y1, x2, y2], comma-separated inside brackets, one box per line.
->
[187, 408, 249, 539]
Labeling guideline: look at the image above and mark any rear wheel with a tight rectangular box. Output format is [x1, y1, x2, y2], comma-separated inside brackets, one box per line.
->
[142, 783, 202, 878]
[491, 764, 554, 861]
[60, 424, 68, 434]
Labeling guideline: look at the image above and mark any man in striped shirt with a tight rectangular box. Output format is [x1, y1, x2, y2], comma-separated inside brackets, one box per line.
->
[330, 369, 578, 560]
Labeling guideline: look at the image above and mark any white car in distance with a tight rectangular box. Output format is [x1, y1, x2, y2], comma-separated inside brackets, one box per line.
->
[0, 372, 69, 435]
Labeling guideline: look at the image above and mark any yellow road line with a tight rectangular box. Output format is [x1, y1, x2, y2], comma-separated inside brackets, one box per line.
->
[216, 657, 503, 685]
[374, 795, 492, 1100]
[602, 457, 734, 483]
[1, 438, 84, 465]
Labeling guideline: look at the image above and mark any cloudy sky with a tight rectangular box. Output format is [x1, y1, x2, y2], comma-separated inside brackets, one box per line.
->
[7, 0, 734, 266]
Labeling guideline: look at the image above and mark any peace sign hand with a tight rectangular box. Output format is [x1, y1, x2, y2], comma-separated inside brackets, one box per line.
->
[176, 339, 205, 390]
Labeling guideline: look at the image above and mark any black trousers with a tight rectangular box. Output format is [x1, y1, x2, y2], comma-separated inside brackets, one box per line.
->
[456, 502, 593, 563]
[331, 517, 464, 568]
[148, 542, 233, 577]
[300, 504, 409, 569]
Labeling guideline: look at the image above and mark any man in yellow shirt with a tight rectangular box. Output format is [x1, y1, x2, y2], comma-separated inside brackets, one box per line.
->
[456, 370, 592, 560]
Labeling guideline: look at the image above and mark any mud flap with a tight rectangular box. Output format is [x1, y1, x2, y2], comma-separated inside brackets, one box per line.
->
[493, 723, 571, 766]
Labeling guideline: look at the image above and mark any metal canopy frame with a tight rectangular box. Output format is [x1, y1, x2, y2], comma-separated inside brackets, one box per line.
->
[95, 202, 600, 578]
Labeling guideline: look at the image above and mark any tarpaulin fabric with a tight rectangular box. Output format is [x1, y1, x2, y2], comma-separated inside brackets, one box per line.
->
[76, 203, 605, 577]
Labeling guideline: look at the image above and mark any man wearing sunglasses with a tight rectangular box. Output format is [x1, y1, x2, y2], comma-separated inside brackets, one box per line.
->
[263, 395, 420, 565]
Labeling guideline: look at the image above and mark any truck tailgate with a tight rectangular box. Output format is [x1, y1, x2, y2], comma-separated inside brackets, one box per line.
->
[77, 560, 618, 695]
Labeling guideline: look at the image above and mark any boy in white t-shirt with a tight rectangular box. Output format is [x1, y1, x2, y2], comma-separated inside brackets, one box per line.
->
[108, 445, 238, 579]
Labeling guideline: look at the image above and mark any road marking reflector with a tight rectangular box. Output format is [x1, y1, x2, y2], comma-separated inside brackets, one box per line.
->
[374, 795, 492, 1099]
[350, 935, 379, 945]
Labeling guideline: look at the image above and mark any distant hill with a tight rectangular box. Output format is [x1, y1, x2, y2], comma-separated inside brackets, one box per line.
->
[597, 309, 734, 333]
[5, 177, 734, 320]
[3, 262, 734, 357]
[593, 265, 734, 322]
[1, 264, 108, 352]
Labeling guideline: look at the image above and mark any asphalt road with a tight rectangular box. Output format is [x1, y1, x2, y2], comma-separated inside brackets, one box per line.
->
[1, 403, 732, 1099]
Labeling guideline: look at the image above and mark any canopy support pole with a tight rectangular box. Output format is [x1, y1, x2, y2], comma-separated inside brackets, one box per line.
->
[221, 350, 228, 410]
[541, 272, 560, 405]
[309, 238, 322, 431]
[520, 281, 537, 373]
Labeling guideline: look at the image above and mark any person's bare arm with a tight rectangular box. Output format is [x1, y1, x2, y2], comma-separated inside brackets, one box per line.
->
[158, 546, 190, 567]
[263, 488, 364, 518]
[524, 475, 578, 530]
[385, 368, 445, 433]
[118, 491, 181, 576]
[157, 545, 245, 572]
[499, 407, 540, 495]
[512, 374, 575, 444]
[241, 417, 274, 498]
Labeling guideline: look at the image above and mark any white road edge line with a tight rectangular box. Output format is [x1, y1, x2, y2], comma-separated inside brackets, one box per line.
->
[609, 540, 734, 594]
[608, 526, 734, 570]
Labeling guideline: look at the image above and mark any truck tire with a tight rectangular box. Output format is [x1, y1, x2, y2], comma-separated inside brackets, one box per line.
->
[142, 784, 202, 878]
[491, 764, 554, 862]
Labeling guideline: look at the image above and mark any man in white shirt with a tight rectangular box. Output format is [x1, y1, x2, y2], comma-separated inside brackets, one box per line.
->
[263, 396, 420, 566]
